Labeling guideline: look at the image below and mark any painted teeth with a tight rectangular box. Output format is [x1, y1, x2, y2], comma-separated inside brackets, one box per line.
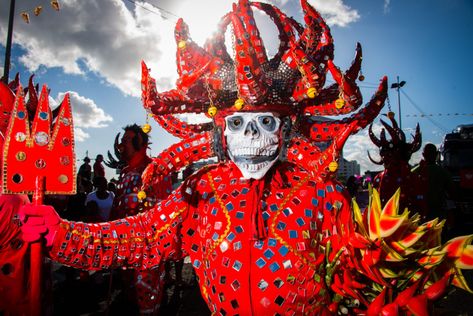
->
[232, 147, 278, 156]
[237, 161, 271, 171]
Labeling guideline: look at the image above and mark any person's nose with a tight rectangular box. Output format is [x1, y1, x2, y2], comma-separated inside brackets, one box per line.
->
[244, 120, 259, 137]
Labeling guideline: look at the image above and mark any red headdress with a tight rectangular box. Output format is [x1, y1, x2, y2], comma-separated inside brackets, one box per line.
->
[368, 115, 422, 165]
[141, 0, 388, 192]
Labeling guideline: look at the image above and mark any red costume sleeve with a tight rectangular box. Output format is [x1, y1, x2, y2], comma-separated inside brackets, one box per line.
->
[48, 182, 194, 271]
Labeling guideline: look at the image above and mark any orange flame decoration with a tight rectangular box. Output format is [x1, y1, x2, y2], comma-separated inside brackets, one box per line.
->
[2, 85, 76, 195]
[329, 187, 473, 314]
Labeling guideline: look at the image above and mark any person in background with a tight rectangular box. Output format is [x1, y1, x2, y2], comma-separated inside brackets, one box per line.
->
[107, 180, 117, 195]
[85, 176, 115, 222]
[108, 124, 172, 315]
[345, 175, 359, 199]
[413, 143, 454, 223]
[77, 156, 92, 188]
[93, 154, 106, 178]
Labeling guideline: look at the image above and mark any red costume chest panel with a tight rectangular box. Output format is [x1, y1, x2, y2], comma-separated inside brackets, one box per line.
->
[49, 162, 350, 315]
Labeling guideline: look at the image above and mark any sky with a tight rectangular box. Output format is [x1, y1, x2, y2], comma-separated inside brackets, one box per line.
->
[1, 0, 472, 179]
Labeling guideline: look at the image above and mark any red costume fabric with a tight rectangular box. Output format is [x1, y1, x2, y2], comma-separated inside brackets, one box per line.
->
[112, 155, 172, 219]
[110, 153, 172, 315]
[49, 161, 350, 315]
[373, 164, 424, 214]
[0, 189, 30, 315]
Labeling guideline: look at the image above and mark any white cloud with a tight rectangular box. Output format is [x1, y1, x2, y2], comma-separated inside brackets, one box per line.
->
[384, 0, 391, 14]
[1, 0, 359, 99]
[308, 0, 360, 27]
[58, 91, 113, 128]
[55, 91, 113, 142]
[344, 123, 383, 173]
[0, 0, 173, 97]
[73, 127, 90, 142]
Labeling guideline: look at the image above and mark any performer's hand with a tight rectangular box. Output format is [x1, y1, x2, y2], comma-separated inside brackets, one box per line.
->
[19, 204, 60, 247]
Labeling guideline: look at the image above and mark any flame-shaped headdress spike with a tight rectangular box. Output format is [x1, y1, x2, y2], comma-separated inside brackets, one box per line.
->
[141, 0, 387, 154]
[369, 124, 381, 147]
[8, 73, 20, 92]
[230, 7, 268, 105]
[367, 151, 383, 165]
[380, 128, 387, 144]
[370, 115, 422, 164]
[301, 0, 332, 52]
[386, 114, 406, 143]
[174, 18, 216, 95]
[140, 0, 389, 187]
[251, 2, 294, 64]
[346, 43, 363, 81]
[237, 0, 268, 65]
[204, 13, 233, 63]
[380, 119, 400, 144]
[409, 123, 422, 155]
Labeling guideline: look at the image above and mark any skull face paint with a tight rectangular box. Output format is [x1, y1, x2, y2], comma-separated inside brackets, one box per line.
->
[224, 112, 281, 179]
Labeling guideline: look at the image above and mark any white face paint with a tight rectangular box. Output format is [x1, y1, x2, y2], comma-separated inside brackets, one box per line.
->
[224, 112, 281, 180]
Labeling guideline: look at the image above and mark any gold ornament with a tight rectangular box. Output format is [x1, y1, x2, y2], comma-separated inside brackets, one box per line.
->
[178, 41, 187, 49]
[234, 98, 244, 110]
[142, 123, 152, 134]
[137, 190, 147, 201]
[58, 175, 69, 184]
[208, 105, 218, 117]
[306, 87, 318, 99]
[335, 98, 345, 109]
[358, 74, 365, 81]
[387, 111, 395, 119]
[328, 161, 338, 172]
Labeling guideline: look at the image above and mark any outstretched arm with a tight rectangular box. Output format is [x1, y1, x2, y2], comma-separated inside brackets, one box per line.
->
[20, 183, 193, 271]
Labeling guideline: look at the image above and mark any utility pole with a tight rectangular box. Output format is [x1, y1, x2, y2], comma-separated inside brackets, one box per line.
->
[3, 0, 16, 84]
[390, 76, 406, 129]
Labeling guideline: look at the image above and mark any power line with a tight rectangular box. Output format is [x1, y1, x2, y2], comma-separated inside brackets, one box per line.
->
[400, 90, 449, 133]
[125, 0, 178, 20]
[405, 113, 473, 117]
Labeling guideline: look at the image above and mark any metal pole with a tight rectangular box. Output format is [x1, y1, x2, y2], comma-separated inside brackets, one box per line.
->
[3, 0, 16, 84]
[396, 76, 402, 129]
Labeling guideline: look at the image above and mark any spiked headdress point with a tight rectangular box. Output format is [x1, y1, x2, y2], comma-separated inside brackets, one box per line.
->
[140, 0, 388, 192]
[368, 116, 422, 165]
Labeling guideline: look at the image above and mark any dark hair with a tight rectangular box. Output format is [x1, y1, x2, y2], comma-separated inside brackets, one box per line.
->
[123, 124, 149, 151]
[423, 143, 437, 163]
[92, 176, 108, 188]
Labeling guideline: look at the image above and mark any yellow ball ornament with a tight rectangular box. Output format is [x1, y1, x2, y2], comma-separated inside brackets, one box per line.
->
[306, 87, 318, 99]
[387, 111, 395, 119]
[335, 98, 345, 109]
[207, 105, 218, 117]
[178, 41, 186, 49]
[328, 161, 338, 172]
[142, 123, 152, 134]
[137, 190, 147, 201]
[234, 98, 244, 110]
